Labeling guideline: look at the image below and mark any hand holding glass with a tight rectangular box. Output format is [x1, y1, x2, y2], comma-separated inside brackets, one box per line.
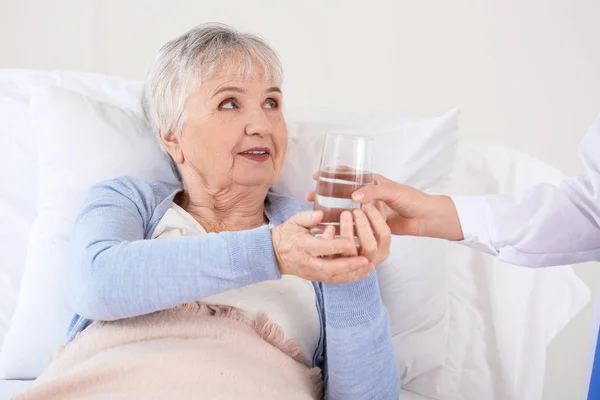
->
[310, 134, 374, 245]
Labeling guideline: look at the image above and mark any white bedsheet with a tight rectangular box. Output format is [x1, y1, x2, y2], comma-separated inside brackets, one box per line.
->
[397, 389, 432, 400]
[0, 379, 425, 400]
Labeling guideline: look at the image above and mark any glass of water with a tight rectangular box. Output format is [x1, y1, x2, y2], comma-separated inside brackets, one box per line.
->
[310, 134, 374, 242]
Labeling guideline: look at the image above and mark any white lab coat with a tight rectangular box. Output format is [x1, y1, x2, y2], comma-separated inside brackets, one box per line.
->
[452, 115, 600, 268]
[451, 115, 600, 396]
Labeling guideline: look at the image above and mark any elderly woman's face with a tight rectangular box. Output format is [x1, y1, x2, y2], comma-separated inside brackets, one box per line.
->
[170, 67, 287, 191]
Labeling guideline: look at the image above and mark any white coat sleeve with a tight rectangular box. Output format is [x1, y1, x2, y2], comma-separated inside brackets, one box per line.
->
[451, 116, 600, 267]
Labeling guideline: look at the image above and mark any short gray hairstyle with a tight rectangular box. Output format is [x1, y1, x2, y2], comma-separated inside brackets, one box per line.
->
[141, 23, 283, 177]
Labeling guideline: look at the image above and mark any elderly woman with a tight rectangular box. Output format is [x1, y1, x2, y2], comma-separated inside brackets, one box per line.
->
[16, 24, 400, 400]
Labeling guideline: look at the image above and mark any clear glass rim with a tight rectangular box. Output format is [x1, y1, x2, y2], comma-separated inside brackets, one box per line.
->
[325, 133, 373, 142]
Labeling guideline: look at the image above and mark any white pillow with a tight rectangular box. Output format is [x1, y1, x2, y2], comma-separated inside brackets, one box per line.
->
[278, 106, 459, 198]
[0, 86, 178, 378]
[274, 107, 460, 383]
[0, 74, 39, 349]
[0, 69, 143, 350]
[0, 84, 460, 380]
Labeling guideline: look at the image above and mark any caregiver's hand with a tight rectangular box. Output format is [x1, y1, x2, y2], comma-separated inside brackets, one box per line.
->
[271, 210, 374, 283]
[306, 173, 464, 241]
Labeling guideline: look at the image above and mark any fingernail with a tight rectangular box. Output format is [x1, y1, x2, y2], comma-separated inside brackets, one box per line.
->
[341, 211, 350, 220]
[363, 203, 373, 212]
[352, 191, 364, 201]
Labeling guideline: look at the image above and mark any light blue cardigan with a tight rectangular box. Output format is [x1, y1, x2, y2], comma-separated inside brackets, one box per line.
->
[64, 176, 400, 399]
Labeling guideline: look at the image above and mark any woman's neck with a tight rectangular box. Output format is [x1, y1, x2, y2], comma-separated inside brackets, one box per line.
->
[176, 182, 269, 233]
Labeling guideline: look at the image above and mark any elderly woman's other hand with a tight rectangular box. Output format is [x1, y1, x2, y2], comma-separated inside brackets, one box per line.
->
[303, 172, 392, 267]
[349, 203, 392, 265]
[272, 210, 375, 283]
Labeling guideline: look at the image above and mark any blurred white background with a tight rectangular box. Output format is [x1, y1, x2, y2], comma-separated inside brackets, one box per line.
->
[1, 0, 599, 398]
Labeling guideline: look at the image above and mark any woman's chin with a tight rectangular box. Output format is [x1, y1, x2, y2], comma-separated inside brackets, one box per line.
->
[233, 161, 279, 188]
[234, 174, 277, 189]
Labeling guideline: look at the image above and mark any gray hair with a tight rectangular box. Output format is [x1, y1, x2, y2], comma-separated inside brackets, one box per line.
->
[141, 23, 283, 179]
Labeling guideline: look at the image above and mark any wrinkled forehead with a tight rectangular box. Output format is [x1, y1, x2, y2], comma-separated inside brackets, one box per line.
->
[200, 50, 282, 88]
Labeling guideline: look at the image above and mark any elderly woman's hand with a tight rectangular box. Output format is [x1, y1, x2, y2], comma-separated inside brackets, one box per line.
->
[347, 204, 392, 265]
[271, 211, 375, 283]
[303, 171, 392, 266]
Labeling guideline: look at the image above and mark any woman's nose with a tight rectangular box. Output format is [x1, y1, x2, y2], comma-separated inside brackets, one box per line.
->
[245, 108, 272, 137]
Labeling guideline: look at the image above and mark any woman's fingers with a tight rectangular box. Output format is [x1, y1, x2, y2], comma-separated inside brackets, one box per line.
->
[353, 208, 378, 262]
[362, 203, 391, 262]
[287, 210, 323, 228]
[363, 203, 391, 245]
[340, 211, 353, 239]
[322, 225, 336, 240]
[302, 223, 371, 282]
[304, 235, 355, 257]
[304, 255, 372, 283]
[273, 208, 378, 284]
[340, 211, 358, 256]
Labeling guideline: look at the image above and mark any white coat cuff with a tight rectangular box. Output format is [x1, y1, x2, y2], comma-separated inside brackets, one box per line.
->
[451, 195, 499, 255]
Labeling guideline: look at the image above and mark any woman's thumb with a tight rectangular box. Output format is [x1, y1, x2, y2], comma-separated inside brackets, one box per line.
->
[290, 210, 323, 228]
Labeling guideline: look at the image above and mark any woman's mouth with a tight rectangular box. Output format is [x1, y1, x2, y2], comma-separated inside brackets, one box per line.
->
[239, 147, 270, 162]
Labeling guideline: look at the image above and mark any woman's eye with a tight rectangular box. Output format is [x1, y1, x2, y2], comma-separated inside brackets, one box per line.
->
[220, 99, 238, 109]
[264, 98, 278, 109]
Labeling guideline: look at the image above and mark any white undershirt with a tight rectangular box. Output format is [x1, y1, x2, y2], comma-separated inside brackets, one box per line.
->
[151, 203, 320, 366]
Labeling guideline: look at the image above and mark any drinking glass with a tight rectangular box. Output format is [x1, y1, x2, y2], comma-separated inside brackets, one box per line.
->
[310, 134, 374, 243]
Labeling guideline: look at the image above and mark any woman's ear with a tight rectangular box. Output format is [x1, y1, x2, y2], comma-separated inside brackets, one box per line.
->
[159, 130, 184, 164]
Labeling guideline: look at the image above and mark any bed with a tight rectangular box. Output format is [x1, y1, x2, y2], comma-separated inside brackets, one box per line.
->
[0, 70, 590, 400]
[0, 381, 431, 399]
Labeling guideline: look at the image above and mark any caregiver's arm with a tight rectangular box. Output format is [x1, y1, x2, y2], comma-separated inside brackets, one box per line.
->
[452, 175, 600, 267]
[66, 177, 366, 321]
[354, 117, 600, 268]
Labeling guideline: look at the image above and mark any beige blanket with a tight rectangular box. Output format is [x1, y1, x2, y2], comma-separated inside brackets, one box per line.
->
[14, 302, 322, 400]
